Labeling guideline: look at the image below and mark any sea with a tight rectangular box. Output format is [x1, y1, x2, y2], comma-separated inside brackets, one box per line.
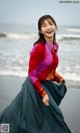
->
[0, 23, 80, 82]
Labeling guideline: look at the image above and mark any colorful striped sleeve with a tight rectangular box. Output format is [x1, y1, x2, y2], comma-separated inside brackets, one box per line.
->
[28, 43, 47, 97]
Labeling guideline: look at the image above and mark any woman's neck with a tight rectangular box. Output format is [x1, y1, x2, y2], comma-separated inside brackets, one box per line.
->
[45, 37, 53, 46]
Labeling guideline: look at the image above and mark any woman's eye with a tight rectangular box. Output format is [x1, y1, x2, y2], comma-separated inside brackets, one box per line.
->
[42, 25, 46, 27]
[49, 22, 53, 25]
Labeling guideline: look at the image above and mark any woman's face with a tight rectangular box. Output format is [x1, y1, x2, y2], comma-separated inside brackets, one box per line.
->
[40, 19, 56, 40]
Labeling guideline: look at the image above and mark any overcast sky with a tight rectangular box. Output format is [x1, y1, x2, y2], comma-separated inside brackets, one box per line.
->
[0, 0, 80, 26]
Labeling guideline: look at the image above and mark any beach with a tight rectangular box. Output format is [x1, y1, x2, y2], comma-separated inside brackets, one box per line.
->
[0, 24, 80, 133]
[0, 75, 80, 133]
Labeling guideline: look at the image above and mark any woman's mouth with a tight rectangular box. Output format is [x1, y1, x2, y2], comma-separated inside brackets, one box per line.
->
[46, 30, 53, 34]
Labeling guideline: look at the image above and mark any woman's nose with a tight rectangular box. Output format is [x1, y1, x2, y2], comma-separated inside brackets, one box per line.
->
[46, 25, 51, 29]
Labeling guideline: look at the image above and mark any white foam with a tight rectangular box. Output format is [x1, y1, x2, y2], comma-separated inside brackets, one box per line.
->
[0, 70, 27, 77]
[67, 28, 80, 33]
[0, 32, 37, 40]
[57, 34, 80, 41]
[62, 73, 80, 82]
[7, 33, 37, 40]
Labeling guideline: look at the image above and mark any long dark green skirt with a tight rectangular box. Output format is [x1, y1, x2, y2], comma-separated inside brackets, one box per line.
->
[0, 77, 72, 133]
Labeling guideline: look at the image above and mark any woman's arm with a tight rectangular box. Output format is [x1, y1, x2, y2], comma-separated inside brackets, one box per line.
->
[28, 43, 47, 97]
[54, 71, 65, 84]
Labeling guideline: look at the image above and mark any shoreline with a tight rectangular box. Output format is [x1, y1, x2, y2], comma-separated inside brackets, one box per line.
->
[0, 74, 80, 86]
[0, 75, 80, 133]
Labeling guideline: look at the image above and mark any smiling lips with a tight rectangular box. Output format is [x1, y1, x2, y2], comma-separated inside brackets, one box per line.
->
[46, 30, 53, 34]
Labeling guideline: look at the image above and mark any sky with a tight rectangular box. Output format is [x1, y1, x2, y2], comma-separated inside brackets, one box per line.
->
[0, 0, 80, 26]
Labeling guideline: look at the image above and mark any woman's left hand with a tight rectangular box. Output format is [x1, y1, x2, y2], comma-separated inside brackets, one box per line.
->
[60, 78, 65, 84]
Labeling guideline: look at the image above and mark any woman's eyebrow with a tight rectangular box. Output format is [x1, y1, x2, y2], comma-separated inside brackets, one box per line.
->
[48, 20, 53, 23]
[42, 22, 46, 26]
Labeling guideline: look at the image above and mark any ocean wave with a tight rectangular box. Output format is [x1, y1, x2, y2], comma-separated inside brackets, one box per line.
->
[66, 28, 80, 33]
[0, 32, 37, 40]
[0, 32, 80, 41]
[63, 73, 80, 82]
[57, 34, 80, 41]
[0, 70, 80, 81]
[0, 70, 28, 77]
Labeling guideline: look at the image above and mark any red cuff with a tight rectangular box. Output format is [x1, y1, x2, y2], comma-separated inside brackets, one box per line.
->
[34, 80, 47, 97]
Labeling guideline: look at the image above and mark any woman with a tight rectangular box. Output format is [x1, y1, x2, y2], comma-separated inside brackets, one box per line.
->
[0, 15, 72, 133]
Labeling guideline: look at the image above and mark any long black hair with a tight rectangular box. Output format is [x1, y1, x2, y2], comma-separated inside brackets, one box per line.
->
[34, 15, 57, 46]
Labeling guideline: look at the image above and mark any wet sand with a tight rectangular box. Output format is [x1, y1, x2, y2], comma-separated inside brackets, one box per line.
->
[0, 75, 80, 133]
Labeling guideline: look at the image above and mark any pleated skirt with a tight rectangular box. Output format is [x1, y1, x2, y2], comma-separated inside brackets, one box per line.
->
[0, 77, 72, 133]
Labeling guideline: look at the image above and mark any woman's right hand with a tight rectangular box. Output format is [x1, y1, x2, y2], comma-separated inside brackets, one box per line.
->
[42, 94, 49, 106]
